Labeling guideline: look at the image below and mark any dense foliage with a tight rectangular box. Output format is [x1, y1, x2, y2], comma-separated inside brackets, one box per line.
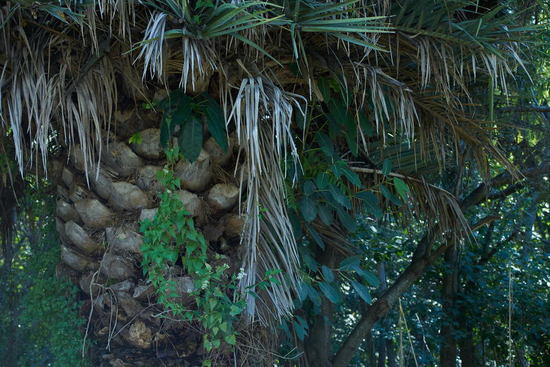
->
[0, 182, 89, 366]
[0, 0, 548, 366]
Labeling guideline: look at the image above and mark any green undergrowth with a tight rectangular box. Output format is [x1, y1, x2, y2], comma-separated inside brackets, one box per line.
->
[140, 148, 279, 365]
[0, 185, 90, 366]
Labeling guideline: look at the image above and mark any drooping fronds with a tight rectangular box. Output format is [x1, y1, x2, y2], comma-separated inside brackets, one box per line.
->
[351, 166, 471, 242]
[138, 12, 168, 82]
[0, 11, 119, 180]
[229, 76, 305, 322]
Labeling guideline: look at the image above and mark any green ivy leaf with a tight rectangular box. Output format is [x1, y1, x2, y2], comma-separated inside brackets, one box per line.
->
[224, 334, 236, 345]
[179, 116, 203, 162]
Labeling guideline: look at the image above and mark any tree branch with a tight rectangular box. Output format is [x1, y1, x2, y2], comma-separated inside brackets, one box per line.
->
[497, 105, 550, 113]
[460, 162, 550, 210]
[332, 162, 549, 367]
[332, 232, 441, 367]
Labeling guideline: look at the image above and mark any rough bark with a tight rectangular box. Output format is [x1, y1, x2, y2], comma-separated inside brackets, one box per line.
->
[54, 125, 247, 365]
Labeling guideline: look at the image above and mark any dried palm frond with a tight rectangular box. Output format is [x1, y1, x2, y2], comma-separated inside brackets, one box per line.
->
[137, 11, 168, 82]
[352, 64, 418, 144]
[0, 17, 118, 180]
[351, 166, 470, 241]
[97, 0, 136, 40]
[180, 36, 217, 91]
[229, 76, 305, 322]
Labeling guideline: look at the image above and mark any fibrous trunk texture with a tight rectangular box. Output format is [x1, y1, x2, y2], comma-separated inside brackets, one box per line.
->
[53, 114, 250, 366]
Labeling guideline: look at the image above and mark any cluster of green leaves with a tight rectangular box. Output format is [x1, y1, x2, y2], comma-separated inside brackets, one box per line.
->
[149, 91, 228, 162]
[139, 149, 242, 363]
[292, 77, 410, 235]
[0, 184, 89, 367]
[283, 80, 416, 342]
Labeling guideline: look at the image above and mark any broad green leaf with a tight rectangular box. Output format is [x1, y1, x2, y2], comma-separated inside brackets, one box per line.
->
[317, 204, 334, 225]
[303, 283, 321, 309]
[205, 97, 228, 151]
[339, 255, 361, 270]
[336, 207, 357, 232]
[316, 133, 335, 157]
[315, 172, 330, 190]
[337, 161, 362, 187]
[178, 116, 203, 162]
[380, 184, 402, 206]
[351, 280, 372, 304]
[300, 198, 318, 222]
[355, 191, 383, 219]
[307, 226, 325, 249]
[303, 180, 316, 196]
[319, 281, 342, 304]
[352, 264, 380, 287]
[321, 265, 335, 282]
[382, 159, 392, 176]
[302, 250, 319, 271]
[329, 184, 352, 209]
[393, 177, 410, 201]
[293, 320, 307, 341]
[297, 281, 309, 303]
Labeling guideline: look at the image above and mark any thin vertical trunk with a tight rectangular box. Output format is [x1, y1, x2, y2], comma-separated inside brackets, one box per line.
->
[387, 337, 398, 367]
[440, 244, 458, 367]
[304, 296, 333, 367]
[304, 248, 337, 366]
[366, 333, 376, 366]
[459, 328, 476, 367]
[377, 262, 389, 367]
[377, 336, 387, 367]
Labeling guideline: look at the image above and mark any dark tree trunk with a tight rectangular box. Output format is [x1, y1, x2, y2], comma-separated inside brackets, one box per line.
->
[459, 328, 477, 367]
[305, 296, 334, 367]
[305, 248, 337, 366]
[376, 262, 389, 367]
[439, 244, 458, 367]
